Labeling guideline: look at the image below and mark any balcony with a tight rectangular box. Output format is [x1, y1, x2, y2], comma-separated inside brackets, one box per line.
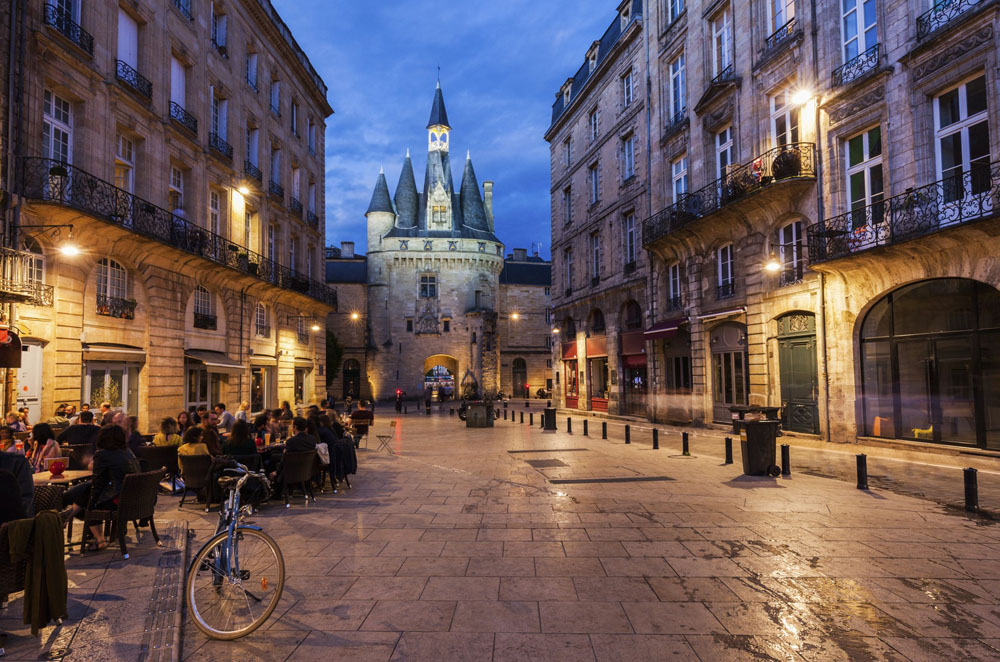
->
[917, 0, 984, 40]
[306, 211, 319, 228]
[0, 248, 54, 307]
[591, 276, 600, 287]
[564, 287, 572, 297]
[666, 295, 683, 312]
[172, 0, 193, 20]
[169, 102, 197, 134]
[763, 18, 796, 54]
[255, 325, 271, 338]
[833, 44, 880, 87]
[115, 60, 152, 101]
[96, 294, 136, 319]
[194, 312, 217, 330]
[19, 157, 338, 308]
[717, 281, 736, 300]
[807, 161, 999, 263]
[289, 197, 303, 214]
[643, 142, 816, 246]
[710, 63, 737, 87]
[244, 160, 262, 181]
[624, 261, 637, 275]
[208, 132, 233, 160]
[269, 180, 284, 200]
[43, 4, 94, 55]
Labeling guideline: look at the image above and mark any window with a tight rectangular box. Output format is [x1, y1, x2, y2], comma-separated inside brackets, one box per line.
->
[564, 247, 574, 289]
[97, 258, 128, 299]
[589, 109, 598, 141]
[306, 248, 313, 280]
[717, 244, 734, 295]
[194, 285, 213, 316]
[769, 0, 794, 33]
[291, 167, 301, 199]
[210, 5, 227, 50]
[244, 208, 254, 248]
[291, 102, 298, 135]
[289, 236, 297, 272]
[209, 189, 221, 235]
[546, 307, 553, 324]
[711, 7, 732, 76]
[211, 88, 228, 140]
[270, 147, 281, 182]
[668, 262, 682, 308]
[589, 163, 600, 204]
[296, 316, 307, 343]
[672, 155, 688, 202]
[406, 319, 413, 333]
[622, 135, 635, 180]
[669, 0, 684, 22]
[624, 213, 636, 265]
[170, 56, 187, 107]
[308, 183, 317, 213]
[308, 119, 316, 153]
[419, 274, 437, 298]
[267, 225, 275, 259]
[117, 8, 138, 69]
[846, 126, 883, 229]
[590, 232, 601, 280]
[478, 242, 486, 253]
[622, 69, 634, 106]
[669, 54, 685, 119]
[769, 90, 799, 147]
[255, 303, 268, 336]
[667, 356, 692, 391]
[563, 138, 572, 167]
[246, 126, 259, 166]
[270, 80, 281, 115]
[42, 90, 72, 163]
[562, 187, 572, 224]
[620, 4, 631, 28]
[246, 52, 258, 89]
[21, 237, 44, 286]
[716, 126, 733, 178]
[545, 287, 551, 296]
[935, 75, 990, 202]
[842, 0, 876, 63]
[114, 133, 134, 193]
[778, 220, 804, 285]
[590, 309, 606, 334]
[169, 166, 184, 211]
[431, 206, 447, 227]
[443, 319, 450, 332]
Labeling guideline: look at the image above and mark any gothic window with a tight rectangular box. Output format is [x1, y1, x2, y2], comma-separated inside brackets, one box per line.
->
[419, 274, 437, 298]
[478, 242, 486, 253]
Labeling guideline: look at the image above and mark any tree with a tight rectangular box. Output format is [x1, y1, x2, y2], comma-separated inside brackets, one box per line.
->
[326, 330, 343, 387]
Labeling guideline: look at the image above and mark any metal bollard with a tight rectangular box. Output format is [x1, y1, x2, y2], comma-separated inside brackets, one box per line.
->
[583, 419, 588, 436]
[520, 411, 524, 424]
[503, 410, 507, 420]
[856, 454, 868, 490]
[724, 437, 733, 464]
[780, 444, 790, 476]
[547, 400, 552, 408]
[529, 413, 534, 426]
[567, 417, 572, 434]
[652, 429, 659, 450]
[625, 424, 631, 444]
[682, 432, 690, 456]
[526, 401, 530, 408]
[449, 408, 454, 416]
[965, 467, 979, 512]
[602, 422, 607, 439]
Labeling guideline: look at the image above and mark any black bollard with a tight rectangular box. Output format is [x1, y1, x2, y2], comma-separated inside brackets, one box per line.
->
[547, 400, 552, 408]
[965, 467, 979, 512]
[529, 413, 534, 426]
[724, 437, 733, 464]
[503, 410, 507, 420]
[602, 422, 607, 439]
[520, 411, 524, 424]
[404, 405, 408, 414]
[525, 401, 530, 408]
[583, 420, 588, 436]
[682, 432, 690, 456]
[856, 454, 868, 490]
[652, 428, 659, 450]
[781, 444, 790, 476]
[567, 417, 572, 434]
[449, 408, 454, 416]
[625, 424, 631, 444]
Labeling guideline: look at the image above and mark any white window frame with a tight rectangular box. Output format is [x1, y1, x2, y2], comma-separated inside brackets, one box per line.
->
[194, 285, 214, 316]
[169, 166, 184, 211]
[97, 258, 128, 300]
[622, 135, 635, 180]
[210, 6, 227, 48]
[845, 125, 883, 228]
[842, 0, 876, 63]
[43, 90, 73, 164]
[669, 53, 685, 118]
[289, 236, 297, 272]
[307, 119, 316, 152]
[117, 8, 138, 68]
[716, 126, 734, 179]
[308, 183, 317, 213]
[589, 109, 598, 141]
[209, 189, 221, 235]
[244, 208, 253, 248]
[717, 244, 734, 287]
[291, 167, 301, 198]
[564, 247, 574, 289]
[711, 7, 732, 76]
[211, 89, 227, 140]
[668, 262, 682, 302]
[589, 163, 600, 204]
[562, 187, 572, 224]
[115, 133, 134, 194]
[624, 213, 636, 265]
[769, 0, 794, 34]
[934, 74, 990, 193]
[246, 126, 259, 166]
[778, 220, 804, 283]
[170, 57, 186, 107]
[267, 225, 275, 259]
[291, 102, 298, 135]
[590, 232, 601, 279]
[270, 148, 281, 182]
[669, 0, 684, 22]
[622, 69, 634, 107]
[672, 155, 688, 202]
[270, 80, 281, 114]
[246, 52, 258, 89]
[255, 302, 268, 337]
[769, 90, 799, 148]
[563, 137, 571, 168]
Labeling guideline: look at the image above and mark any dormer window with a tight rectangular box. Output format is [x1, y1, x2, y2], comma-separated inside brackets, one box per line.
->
[563, 88, 571, 104]
[588, 54, 597, 73]
[620, 6, 631, 30]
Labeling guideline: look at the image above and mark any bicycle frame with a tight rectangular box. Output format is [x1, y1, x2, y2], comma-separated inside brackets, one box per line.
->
[210, 471, 263, 586]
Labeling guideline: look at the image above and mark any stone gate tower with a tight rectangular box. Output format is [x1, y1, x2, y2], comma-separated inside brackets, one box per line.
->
[365, 83, 504, 400]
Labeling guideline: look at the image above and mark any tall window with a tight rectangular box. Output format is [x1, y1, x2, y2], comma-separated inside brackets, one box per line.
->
[769, 0, 794, 33]
[308, 183, 317, 213]
[717, 244, 734, 293]
[669, 0, 684, 22]
[711, 7, 732, 76]
[244, 208, 253, 248]
[622, 135, 635, 180]
[622, 69, 634, 106]
[270, 147, 281, 183]
[254, 303, 268, 336]
[672, 155, 688, 201]
[209, 189, 220, 235]
[307, 119, 317, 153]
[562, 187, 572, 224]
[590, 232, 601, 280]
[296, 317, 308, 344]
[97, 258, 128, 300]
[563, 137, 572, 167]
[842, 0, 876, 63]
[306, 247, 313, 280]
[935, 75, 990, 201]
[846, 126, 883, 229]
[194, 285, 213, 316]
[289, 236, 297, 272]
[267, 225, 275, 259]
[114, 133, 134, 193]
[589, 163, 600, 204]
[290, 102, 298, 135]
[117, 8, 138, 69]
[291, 167, 301, 199]
[169, 166, 184, 211]
[170, 57, 187, 108]
[589, 109, 598, 141]
[43, 90, 72, 163]
[246, 126, 259, 166]
[270, 80, 281, 114]
[564, 247, 574, 289]
[778, 220, 804, 284]
[668, 263, 682, 307]
[716, 126, 733, 178]
[22, 238, 44, 286]
[211, 88, 228, 140]
[419, 274, 437, 298]
[769, 90, 799, 147]
[210, 5, 227, 49]
[669, 53, 685, 118]
[623, 213, 636, 265]
[246, 52, 258, 89]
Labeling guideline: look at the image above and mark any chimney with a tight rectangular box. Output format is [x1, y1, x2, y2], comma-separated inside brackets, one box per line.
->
[483, 181, 494, 230]
[513, 248, 527, 261]
[341, 241, 355, 258]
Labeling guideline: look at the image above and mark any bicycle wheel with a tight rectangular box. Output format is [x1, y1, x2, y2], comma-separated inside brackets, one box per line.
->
[186, 527, 285, 640]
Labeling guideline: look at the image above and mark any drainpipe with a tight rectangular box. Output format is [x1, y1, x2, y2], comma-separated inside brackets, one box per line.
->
[239, 284, 251, 404]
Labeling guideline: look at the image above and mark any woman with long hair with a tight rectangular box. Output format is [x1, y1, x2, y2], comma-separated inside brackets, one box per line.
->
[29, 422, 60, 473]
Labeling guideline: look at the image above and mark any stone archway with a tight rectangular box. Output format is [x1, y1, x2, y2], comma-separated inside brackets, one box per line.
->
[423, 354, 458, 401]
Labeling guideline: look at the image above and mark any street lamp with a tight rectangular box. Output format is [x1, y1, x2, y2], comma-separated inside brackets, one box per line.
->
[552, 328, 560, 335]
[350, 311, 360, 321]
[790, 88, 813, 107]
[511, 312, 520, 320]
[20, 224, 79, 257]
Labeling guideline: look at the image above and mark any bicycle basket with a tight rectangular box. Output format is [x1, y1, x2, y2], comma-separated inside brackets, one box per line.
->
[240, 473, 272, 506]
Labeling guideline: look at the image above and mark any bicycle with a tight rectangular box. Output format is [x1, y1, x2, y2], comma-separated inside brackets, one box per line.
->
[185, 463, 285, 640]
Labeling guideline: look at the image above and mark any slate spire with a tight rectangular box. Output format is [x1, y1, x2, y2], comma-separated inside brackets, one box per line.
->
[365, 168, 394, 215]
[394, 150, 419, 228]
[427, 81, 450, 129]
[460, 152, 488, 231]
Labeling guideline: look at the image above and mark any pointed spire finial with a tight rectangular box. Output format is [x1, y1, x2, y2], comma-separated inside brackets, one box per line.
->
[406, 148, 410, 158]
[437, 65, 441, 86]
[379, 165, 384, 174]
[466, 150, 471, 160]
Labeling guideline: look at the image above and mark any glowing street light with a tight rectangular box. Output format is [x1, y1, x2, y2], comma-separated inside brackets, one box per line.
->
[59, 243, 80, 256]
[511, 312, 520, 320]
[791, 88, 813, 107]
[350, 311, 360, 321]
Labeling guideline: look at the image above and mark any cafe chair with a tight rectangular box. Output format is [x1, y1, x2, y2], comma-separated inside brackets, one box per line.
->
[227, 453, 263, 472]
[280, 451, 317, 508]
[177, 454, 214, 511]
[72, 469, 166, 560]
[32, 484, 65, 513]
[375, 420, 397, 455]
[134, 445, 180, 492]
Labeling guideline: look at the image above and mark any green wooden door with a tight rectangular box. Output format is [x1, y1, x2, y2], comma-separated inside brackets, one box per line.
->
[777, 314, 819, 434]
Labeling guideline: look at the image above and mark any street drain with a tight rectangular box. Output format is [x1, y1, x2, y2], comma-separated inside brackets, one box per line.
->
[508, 449, 590, 454]
[549, 476, 674, 484]
[525, 459, 569, 468]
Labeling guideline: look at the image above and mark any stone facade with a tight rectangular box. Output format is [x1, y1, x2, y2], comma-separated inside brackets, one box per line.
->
[1, 0, 334, 427]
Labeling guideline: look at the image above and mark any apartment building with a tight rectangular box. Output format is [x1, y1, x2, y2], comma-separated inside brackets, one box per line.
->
[1, 0, 335, 425]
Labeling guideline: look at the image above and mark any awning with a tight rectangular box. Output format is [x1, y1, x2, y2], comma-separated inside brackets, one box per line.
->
[249, 353, 277, 366]
[82, 342, 146, 363]
[622, 353, 647, 368]
[643, 318, 687, 341]
[697, 307, 745, 323]
[294, 357, 314, 368]
[620, 331, 646, 356]
[561, 342, 577, 360]
[184, 349, 244, 374]
[586, 335, 608, 358]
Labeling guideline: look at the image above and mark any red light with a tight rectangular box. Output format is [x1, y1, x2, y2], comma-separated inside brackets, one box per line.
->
[395, 389, 402, 396]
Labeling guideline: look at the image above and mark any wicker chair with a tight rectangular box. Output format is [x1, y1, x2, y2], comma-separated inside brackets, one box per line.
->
[75, 469, 165, 559]
[227, 453, 263, 472]
[0, 521, 25, 606]
[280, 451, 317, 507]
[178, 454, 214, 510]
[32, 484, 65, 513]
[134, 445, 180, 491]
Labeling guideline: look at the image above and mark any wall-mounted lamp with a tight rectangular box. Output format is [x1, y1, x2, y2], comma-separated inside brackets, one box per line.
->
[21, 223, 79, 256]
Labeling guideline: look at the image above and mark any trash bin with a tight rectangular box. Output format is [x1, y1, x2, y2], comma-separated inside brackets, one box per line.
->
[740, 420, 781, 476]
[543, 407, 557, 431]
[729, 405, 751, 434]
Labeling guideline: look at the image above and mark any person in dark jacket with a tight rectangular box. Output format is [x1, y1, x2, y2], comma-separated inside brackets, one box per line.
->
[222, 421, 257, 456]
[0, 453, 34, 520]
[284, 417, 316, 453]
[56, 410, 100, 448]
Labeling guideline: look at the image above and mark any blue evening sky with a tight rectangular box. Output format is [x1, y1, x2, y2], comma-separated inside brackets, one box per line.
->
[272, 0, 618, 258]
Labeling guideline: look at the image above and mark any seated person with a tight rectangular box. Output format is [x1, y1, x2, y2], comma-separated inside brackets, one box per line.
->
[29, 423, 61, 473]
[284, 417, 317, 453]
[177, 426, 210, 457]
[5, 412, 25, 433]
[153, 417, 183, 447]
[0, 453, 33, 518]
[222, 421, 257, 456]
[349, 403, 374, 447]
[57, 410, 100, 448]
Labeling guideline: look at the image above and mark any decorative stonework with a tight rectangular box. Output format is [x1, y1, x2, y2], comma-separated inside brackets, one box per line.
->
[414, 301, 439, 334]
[913, 26, 993, 79]
[828, 86, 885, 125]
[702, 94, 734, 133]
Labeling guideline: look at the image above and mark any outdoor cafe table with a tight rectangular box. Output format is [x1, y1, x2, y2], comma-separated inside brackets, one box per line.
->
[33, 470, 91, 486]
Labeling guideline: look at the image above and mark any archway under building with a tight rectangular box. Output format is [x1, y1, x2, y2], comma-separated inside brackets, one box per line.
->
[512, 358, 528, 398]
[423, 354, 458, 401]
[342, 359, 361, 400]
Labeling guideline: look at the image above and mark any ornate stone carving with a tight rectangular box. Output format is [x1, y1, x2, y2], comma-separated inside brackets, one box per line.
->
[702, 94, 734, 133]
[414, 301, 439, 334]
[913, 26, 993, 79]
[828, 86, 885, 125]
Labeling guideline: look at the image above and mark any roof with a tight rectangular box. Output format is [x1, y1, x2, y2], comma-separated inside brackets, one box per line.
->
[365, 170, 394, 215]
[325, 259, 367, 284]
[394, 152, 419, 229]
[427, 82, 450, 128]
[500, 259, 552, 286]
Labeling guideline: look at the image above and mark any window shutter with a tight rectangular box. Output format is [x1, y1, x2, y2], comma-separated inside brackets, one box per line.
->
[117, 9, 138, 68]
[170, 58, 185, 106]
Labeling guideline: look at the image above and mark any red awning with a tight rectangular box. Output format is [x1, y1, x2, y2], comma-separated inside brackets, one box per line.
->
[643, 318, 687, 341]
[622, 353, 647, 368]
[620, 331, 646, 356]
[586, 335, 608, 357]
[561, 342, 577, 360]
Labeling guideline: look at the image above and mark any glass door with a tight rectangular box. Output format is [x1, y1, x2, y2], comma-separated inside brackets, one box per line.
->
[186, 366, 209, 412]
[84, 362, 138, 415]
[251, 367, 265, 413]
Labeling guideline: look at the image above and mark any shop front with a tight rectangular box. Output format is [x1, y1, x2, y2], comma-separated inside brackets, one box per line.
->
[562, 340, 579, 408]
[586, 335, 609, 412]
[620, 330, 647, 416]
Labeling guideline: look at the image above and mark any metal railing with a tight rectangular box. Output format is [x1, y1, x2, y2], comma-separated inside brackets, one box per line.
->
[666, 108, 687, 131]
[19, 158, 337, 307]
[717, 281, 736, 300]
[643, 142, 816, 245]
[255, 324, 271, 338]
[624, 261, 637, 275]
[807, 161, 999, 262]
[115, 60, 152, 100]
[833, 43, 879, 87]
[764, 18, 796, 52]
[173, 0, 193, 20]
[194, 312, 217, 330]
[169, 102, 197, 134]
[666, 295, 683, 312]
[289, 197, 303, 214]
[591, 276, 600, 287]
[244, 160, 262, 181]
[269, 180, 284, 199]
[0, 248, 53, 307]
[710, 63, 736, 86]
[208, 132, 233, 160]
[43, 4, 94, 55]
[917, 0, 983, 39]
[306, 211, 319, 227]
[96, 294, 136, 319]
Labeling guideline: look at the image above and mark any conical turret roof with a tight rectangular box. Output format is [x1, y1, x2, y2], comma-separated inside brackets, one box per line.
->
[394, 150, 419, 228]
[426, 82, 450, 129]
[460, 152, 488, 232]
[365, 169, 394, 215]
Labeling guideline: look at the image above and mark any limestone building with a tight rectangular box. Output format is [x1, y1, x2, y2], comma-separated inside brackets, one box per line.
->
[0, 0, 334, 425]
[361, 84, 551, 401]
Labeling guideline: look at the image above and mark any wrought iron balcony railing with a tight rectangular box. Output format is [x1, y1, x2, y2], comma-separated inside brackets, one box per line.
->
[208, 132, 233, 160]
[244, 160, 262, 181]
[306, 211, 319, 227]
[19, 157, 338, 307]
[115, 60, 152, 100]
[194, 312, 217, 330]
[807, 160, 999, 263]
[169, 102, 197, 134]
[917, 0, 983, 39]
[0, 248, 53, 307]
[643, 142, 816, 246]
[717, 281, 737, 300]
[255, 324, 271, 338]
[764, 18, 796, 52]
[624, 260, 637, 275]
[96, 294, 137, 319]
[269, 180, 284, 199]
[211, 38, 228, 58]
[666, 108, 687, 131]
[833, 43, 880, 87]
[710, 63, 736, 87]
[43, 4, 94, 55]
[591, 276, 600, 287]
[666, 295, 683, 312]
[289, 197, 303, 214]
[173, 0, 193, 20]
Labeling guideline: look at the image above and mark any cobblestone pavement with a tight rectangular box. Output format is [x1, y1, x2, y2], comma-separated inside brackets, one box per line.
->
[158, 411, 1000, 662]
